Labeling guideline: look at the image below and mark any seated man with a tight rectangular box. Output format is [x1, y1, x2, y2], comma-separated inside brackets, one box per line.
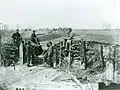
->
[34, 42, 43, 56]
[31, 30, 38, 44]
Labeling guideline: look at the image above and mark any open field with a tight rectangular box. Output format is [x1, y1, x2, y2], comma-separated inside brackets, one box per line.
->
[73, 29, 120, 44]
[1, 29, 120, 51]
[1, 29, 120, 44]
[1, 29, 67, 44]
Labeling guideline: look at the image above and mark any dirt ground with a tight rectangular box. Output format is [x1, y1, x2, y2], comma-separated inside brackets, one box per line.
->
[0, 65, 98, 90]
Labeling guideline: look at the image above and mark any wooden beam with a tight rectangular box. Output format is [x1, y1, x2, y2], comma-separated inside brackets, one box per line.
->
[100, 45, 105, 68]
[68, 39, 71, 68]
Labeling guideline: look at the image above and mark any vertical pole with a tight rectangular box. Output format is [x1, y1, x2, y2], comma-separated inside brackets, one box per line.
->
[68, 39, 71, 69]
[19, 42, 23, 65]
[58, 42, 62, 67]
[65, 39, 68, 50]
[83, 41, 87, 69]
[70, 39, 74, 66]
[113, 46, 116, 71]
[64, 39, 67, 48]
[101, 45, 104, 68]
[108, 46, 114, 81]
[113, 46, 116, 81]
[54, 45, 57, 67]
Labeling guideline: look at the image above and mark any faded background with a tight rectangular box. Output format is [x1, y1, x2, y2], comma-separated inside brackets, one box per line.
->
[0, 0, 120, 29]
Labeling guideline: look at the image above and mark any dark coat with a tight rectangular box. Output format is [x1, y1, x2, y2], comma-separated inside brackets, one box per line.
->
[12, 32, 22, 46]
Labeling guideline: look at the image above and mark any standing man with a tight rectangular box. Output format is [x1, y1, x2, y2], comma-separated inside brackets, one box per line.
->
[48, 41, 54, 67]
[26, 41, 33, 67]
[12, 29, 22, 46]
[11, 29, 22, 58]
[30, 30, 39, 65]
[42, 43, 50, 65]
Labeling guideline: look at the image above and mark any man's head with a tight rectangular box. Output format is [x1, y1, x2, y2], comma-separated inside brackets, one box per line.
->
[16, 29, 19, 33]
[47, 43, 50, 47]
[28, 41, 31, 45]
[22, 41, 24, 44]
[33, 30, 35, 34]
[49, 41, 52, 46]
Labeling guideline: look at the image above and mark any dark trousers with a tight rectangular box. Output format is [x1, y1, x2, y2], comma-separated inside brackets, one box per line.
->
[27, 54, 32, 65]
[50, 60, 53, 67]
[49, 54, 54, 67]
[13, 41, 20, 61]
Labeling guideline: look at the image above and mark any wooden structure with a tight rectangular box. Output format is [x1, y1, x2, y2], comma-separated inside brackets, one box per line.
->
[1, 43, 18, 67]
[53, 36, 120, 85]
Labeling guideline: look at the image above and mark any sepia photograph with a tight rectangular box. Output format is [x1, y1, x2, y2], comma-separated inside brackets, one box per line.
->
[0, 0, 120, 90]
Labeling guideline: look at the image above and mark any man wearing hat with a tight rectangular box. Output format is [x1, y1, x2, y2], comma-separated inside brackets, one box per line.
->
[12, 29, 22, 47]
[12, 29, 22, 58]
[31, 30, 38, 44]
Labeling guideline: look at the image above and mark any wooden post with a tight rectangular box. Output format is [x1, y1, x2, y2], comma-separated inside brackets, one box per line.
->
[70, 39, 74, 66]
[68, 39, 71, 69]
[58, 42, 62, 67]
[106, 46, 114, 81]
[113, 46, 116, 71]
[54, 46, 57, 67]
[113, 46, 117, 81]
[101, 45, 105, 68]
[65, 39, 68, 50]
[64, 39, 67, 48]
[19, 42, 23, 65]
[83, 41, 87, 69]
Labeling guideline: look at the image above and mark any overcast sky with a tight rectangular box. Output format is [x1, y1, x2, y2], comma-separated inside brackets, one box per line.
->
[0, 0, 120, 29]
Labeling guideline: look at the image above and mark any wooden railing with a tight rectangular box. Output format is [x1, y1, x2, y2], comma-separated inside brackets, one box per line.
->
[54, 37, 120, 89]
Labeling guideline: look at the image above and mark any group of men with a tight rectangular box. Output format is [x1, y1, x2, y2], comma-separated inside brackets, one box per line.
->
[11, 29, 55, 67]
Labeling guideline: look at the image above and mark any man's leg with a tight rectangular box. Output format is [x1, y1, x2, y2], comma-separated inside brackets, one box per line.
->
[32, 54, 35, 65]
[16, 44, 20, 62]
[50, 57, 53, 67]
[27, 55, 30, 65]
[50, 62, 53, 67]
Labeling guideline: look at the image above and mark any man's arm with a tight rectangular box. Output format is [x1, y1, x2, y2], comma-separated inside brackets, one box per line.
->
[12, 33, 15, 39]
[48, 46, 53, 57]
[19, 34, 22, 40]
